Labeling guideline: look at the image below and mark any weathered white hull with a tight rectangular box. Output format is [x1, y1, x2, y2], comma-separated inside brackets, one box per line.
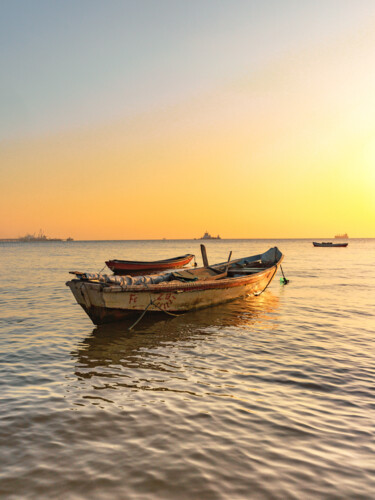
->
[67, 264, 280, 325]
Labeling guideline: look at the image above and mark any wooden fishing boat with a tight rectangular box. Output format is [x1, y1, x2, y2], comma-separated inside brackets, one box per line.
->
[105, 253, 195, 275]
[313, 242, 348, 247]
[66, 247, 284, 325]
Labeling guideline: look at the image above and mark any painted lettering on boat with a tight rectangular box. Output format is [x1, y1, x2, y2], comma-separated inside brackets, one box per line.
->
[129, 293, 138, 304]
[154, 292, 177, 309]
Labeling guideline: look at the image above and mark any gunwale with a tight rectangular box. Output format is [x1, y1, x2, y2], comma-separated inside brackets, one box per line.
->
[101, 266, 278, 294]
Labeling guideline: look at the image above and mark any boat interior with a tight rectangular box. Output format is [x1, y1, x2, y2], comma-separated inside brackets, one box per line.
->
[69, 247, 282, 287]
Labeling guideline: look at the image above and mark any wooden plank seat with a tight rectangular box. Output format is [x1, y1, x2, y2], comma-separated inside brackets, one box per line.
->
[227, 267, 267, 276]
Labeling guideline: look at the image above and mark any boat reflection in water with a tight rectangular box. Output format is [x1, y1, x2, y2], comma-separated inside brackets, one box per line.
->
[71, 292, 280, 395]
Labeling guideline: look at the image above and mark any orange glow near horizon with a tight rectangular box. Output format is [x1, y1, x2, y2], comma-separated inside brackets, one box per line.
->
[1, 12, 375, 240]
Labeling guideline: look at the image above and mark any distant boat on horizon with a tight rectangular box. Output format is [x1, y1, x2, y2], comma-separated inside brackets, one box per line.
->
[200, 231, 221, 240]
[313, 242, 348, 247]
[335, 233, 348, 239]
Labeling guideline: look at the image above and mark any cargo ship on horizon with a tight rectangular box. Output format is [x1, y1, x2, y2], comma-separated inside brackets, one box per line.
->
[334, 233, 348, 239]
[199, 231, 221, 240]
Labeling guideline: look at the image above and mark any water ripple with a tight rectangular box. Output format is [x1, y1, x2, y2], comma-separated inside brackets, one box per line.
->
[1, 239, 375, 499]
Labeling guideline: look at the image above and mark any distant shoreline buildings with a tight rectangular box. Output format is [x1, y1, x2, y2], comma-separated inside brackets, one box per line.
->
[0, 230, 73, 243]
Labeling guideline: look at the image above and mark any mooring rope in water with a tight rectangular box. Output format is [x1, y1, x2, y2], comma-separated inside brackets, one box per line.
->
[280, 264, 289, 285]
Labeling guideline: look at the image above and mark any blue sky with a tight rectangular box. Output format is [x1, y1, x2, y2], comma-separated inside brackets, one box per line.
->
[2, 0, 375, 140]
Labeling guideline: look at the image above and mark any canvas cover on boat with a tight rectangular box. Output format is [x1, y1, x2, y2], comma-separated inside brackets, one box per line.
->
[260, 247, 281, 264]
[77, 272, 172, 286]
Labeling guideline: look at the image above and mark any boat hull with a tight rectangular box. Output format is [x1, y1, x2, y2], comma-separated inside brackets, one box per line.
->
[313, 242, 348, 247]
[105, 254, 194, 275]
[67, 264, 280, 325]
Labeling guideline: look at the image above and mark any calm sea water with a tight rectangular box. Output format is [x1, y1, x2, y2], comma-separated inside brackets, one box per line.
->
[0, 239, 374, 499]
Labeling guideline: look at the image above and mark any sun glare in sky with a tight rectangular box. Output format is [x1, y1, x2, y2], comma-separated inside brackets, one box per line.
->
[1, 0, 375, 239]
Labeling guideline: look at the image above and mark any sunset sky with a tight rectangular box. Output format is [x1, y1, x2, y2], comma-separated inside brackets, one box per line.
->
[1, 0, 375, 239]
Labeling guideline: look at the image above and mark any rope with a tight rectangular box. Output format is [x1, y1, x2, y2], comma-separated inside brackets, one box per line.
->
[128, 301, 154, 330]
[254, 267, 278, 296]
[280, 264, 289, 284]
[151, 300, 182, 317]
[127, 283, 184, 330]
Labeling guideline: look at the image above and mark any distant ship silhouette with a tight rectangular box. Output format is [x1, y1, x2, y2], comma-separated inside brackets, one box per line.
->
[18, 230, 62, 242]
[200, 231, 221, 240]
[334, 233, 348, 239]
